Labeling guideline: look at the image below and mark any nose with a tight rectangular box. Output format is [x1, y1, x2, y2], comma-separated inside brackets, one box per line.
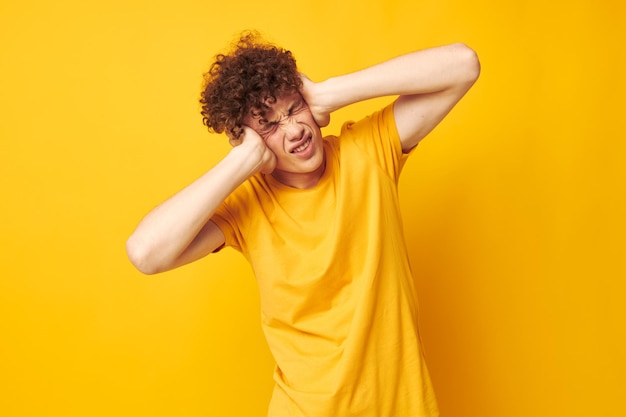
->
[281, 117, 304, 141]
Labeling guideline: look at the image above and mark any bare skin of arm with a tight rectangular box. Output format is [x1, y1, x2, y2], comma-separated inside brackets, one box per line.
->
[301, 43, 480, 152]
[126, 126, 275, 274]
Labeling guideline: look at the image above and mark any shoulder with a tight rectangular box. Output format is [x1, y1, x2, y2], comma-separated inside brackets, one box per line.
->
[334, 103, 407, 179]
[338, 104, 398, 143]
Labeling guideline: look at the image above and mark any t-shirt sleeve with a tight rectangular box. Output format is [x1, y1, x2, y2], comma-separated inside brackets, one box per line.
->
[210, 191, 245, 252]
[339, 102, 410, 182]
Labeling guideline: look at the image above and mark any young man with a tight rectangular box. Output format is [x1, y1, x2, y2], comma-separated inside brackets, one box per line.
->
[127, 32, 480, 417]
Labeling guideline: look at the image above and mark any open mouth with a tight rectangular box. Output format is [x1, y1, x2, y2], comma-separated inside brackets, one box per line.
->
[290, 137, 312, 154]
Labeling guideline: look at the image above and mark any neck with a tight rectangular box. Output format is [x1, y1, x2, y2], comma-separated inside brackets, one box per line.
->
[271, 158, 327, 189]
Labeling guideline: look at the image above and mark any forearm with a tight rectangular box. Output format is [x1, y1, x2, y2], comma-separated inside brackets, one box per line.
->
[313, 43, 479, 113]
[126, 147, 258, 274]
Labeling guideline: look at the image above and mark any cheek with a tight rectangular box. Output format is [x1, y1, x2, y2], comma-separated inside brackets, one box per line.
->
[264, 135, 284, 153]
[304, 116, 321, 136]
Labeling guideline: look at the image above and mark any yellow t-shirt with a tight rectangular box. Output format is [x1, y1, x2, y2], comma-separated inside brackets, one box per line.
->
[211, 104, 439, 417]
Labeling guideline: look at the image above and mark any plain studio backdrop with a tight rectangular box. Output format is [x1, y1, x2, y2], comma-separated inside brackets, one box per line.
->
[1, 0, 624, 416]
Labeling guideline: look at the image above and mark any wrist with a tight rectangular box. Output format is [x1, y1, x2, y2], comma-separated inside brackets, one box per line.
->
[227, 138, 273, 176]
[225, 144, 262, 177]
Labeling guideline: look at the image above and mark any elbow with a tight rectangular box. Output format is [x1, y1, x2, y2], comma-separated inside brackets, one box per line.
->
[454, 43, 481, 85]
[126, 235, 161, 275]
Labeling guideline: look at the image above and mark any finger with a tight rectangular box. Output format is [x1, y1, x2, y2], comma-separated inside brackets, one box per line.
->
[226, 127, 244, 147]
[298, 73, 313, 99]
[228, 131, 244, 147]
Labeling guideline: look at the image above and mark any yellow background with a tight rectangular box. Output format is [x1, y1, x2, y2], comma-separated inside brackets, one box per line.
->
[1, 0, 624, 416]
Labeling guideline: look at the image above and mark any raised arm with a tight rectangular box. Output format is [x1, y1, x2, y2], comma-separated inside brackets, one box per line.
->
[126, 127, 275, 275]
[301, 43, 480, 152]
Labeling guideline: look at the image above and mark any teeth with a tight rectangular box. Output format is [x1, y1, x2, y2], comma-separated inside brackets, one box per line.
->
[292, 138, 311, 153]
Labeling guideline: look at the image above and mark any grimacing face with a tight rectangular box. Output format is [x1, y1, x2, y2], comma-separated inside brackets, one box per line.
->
[244, 91, 325, 187]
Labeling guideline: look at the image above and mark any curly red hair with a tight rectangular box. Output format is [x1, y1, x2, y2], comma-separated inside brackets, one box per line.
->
[200, 31, 302, 139]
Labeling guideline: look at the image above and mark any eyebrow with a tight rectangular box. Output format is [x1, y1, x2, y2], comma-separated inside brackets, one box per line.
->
[283, 99, 304, 118]
[289, 98, 301, 112]
[262, 98, 302, 124]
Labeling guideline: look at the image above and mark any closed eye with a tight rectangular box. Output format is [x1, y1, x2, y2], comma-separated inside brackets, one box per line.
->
[259, 120, 278, 135]
[290, 100, 306, 115]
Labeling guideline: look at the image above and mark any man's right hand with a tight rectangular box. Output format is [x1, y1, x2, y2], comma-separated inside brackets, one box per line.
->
[229, 125, 277, 175]
[127, 124, 276, 275]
